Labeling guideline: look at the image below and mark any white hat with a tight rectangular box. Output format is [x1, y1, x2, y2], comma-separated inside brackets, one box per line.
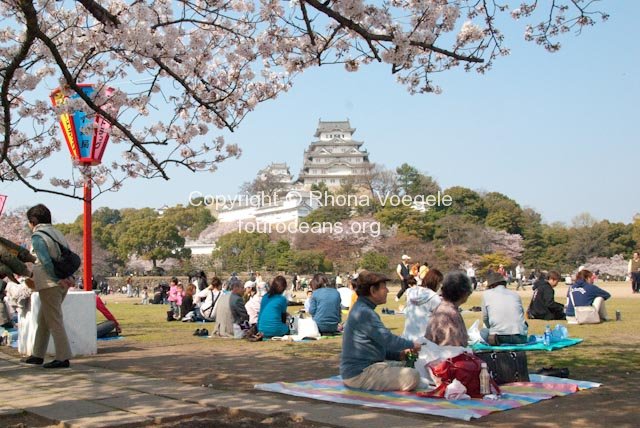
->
[244, 280, 255, 289]
[401, 255, 411, 261]
[577, 265, 586, 273]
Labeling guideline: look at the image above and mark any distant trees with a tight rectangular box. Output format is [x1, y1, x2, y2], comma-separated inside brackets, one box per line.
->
[55, 204, 212, 273]
[360, 251, 389, 272]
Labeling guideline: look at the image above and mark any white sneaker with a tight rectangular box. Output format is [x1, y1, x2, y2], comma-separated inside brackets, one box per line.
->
[394, 296, 399, 302]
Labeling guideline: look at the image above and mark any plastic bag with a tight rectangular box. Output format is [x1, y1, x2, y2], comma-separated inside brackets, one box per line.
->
[445, 379, 470, 400]
[415, 339, 468, 388]
[467, 319, 485, 345]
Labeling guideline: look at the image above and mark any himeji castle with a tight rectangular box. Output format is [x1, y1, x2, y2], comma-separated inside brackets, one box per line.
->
[298, 120, 371, 189]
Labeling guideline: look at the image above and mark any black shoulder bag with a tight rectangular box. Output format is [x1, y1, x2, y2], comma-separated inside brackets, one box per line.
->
[36, 230, 81, 279]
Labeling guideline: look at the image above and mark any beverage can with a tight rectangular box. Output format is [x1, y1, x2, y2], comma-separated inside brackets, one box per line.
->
[615, 310, 621, 321]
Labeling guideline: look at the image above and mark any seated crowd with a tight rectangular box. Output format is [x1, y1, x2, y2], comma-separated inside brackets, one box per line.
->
[142, 261, 612, 393]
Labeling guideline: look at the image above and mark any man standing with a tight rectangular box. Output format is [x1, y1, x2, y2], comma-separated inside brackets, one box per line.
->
[466, 264, 477, 290]
[629, 252, 640, 293]
[395, 255, 411, 302]
[23, 204, 74, 369]
[515, 264, 524, 291]
[527, 271, 565, 320]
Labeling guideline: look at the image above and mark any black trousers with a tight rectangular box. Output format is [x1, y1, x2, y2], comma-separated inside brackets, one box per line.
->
[396, 280, 410, 299]
[632, 272, 640, 293]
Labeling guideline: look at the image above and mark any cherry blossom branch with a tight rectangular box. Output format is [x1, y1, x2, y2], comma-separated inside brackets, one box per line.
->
[303, 0, 484, 64]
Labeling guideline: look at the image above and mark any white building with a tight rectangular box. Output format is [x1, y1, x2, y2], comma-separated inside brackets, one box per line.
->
[298, 120, 371, 188]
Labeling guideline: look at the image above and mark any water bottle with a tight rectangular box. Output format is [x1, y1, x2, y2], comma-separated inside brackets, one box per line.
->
[543, 325, 551, 347]
[479, 362, 491, 396]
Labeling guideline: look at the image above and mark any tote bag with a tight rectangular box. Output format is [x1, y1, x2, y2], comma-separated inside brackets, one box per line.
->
[569, 290, 600, 324]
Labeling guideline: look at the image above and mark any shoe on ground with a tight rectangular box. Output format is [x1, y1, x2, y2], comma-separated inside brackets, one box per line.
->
[193, 329, 201, 336]
[535, 366, 569, 378]
[394, 296, 400, 302]
[43, 360, 70, 369]
[199, 328, 209, 336]
[21, 356, 44, 365]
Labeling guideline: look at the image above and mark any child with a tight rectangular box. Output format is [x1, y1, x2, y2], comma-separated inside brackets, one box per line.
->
[167, 278, 179, 319]
[141, 286, 149, 305]
[175, 283, 185, 319]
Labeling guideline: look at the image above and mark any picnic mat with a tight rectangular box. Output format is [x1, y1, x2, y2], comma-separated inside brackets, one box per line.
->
[471, 338, 583, 352]
[97, 335, 124, 341]
[255, 374, 600, 421]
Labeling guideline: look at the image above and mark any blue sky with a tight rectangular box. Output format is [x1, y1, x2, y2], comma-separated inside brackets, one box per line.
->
[2, 2, 638, 226]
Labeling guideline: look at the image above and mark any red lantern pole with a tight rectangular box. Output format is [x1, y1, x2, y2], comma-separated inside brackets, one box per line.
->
[83, 170, 92, 291]
[50, 84, 117, 291]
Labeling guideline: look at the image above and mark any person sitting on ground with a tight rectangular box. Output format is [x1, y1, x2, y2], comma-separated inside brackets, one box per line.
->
[340, 271, 421, 391]
[337, 280, 354, 310]
[308, 273, 342, 335]
[402, 268, 443, 342]
[303, 289, 313, 313]
[195, 277, 222, 322]
[95, 295, 122, 338]
[180, 284, 197, 321]
[425, 271, 472, 347]
[565, 269, 611, 322]
[346, 274, 358, 315]
[245, 282, 262, 327]
[213, 278, 249, 337]
[242, 280, 255, 304]
[257, 275, 290, 338]
[527, 271, 566, 320]
[480, 270, 528, 345]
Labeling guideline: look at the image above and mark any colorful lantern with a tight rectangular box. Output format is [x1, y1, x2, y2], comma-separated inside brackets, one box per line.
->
[50, 84, 116, 165]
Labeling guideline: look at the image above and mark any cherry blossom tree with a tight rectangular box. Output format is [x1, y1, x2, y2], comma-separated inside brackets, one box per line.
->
[1, 0, 608, 199]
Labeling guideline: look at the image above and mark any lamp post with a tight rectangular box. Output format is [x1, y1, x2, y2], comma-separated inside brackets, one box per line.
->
[50, 84, 116, 291]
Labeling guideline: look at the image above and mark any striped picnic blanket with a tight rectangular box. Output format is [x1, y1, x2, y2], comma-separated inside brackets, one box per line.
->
[255, 374, 600, 421]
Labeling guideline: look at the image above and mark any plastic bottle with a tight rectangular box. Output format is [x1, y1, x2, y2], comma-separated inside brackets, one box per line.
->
[479, 362, 491, 396]
[543, 325, 552, 347]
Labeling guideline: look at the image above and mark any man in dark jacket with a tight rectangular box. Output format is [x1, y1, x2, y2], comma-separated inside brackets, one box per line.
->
[527, 271, 566, 320]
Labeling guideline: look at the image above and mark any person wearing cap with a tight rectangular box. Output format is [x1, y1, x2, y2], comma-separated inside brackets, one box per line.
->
[395, 255, 412, 302]
[213, 277, 249, 337]
[340, 272, 421, 391]
[480, 270, 528, 345]
[242, 280, 255, 303]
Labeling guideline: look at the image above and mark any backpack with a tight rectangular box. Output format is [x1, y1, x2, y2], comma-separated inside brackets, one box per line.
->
[36, 230, 81, 279]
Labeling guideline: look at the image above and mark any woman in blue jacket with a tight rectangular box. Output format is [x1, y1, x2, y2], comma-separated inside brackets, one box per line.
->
[566, 269, 611, 322]
[257, 276, 289, 338]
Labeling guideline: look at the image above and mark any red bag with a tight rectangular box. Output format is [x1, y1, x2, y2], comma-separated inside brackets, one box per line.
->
[417, 352, 500, 399]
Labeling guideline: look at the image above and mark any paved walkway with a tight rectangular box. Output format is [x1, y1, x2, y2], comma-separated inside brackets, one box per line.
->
[0, 353, 455, 428]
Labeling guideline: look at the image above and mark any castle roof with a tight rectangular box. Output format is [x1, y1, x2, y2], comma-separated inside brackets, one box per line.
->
[314, 120, 355, 137]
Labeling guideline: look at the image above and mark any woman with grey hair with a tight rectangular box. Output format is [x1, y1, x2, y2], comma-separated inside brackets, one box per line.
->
[424, 271, 473, 347]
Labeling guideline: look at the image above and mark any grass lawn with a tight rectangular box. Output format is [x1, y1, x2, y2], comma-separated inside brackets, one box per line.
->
[99, 281, 640, 382]
[3, 280, 637, 426]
